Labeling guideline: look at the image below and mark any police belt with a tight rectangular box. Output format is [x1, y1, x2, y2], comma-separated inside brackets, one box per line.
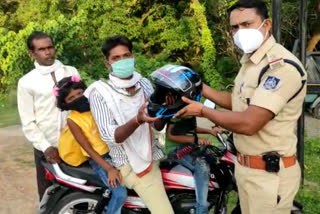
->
[237, 153, 296, 170]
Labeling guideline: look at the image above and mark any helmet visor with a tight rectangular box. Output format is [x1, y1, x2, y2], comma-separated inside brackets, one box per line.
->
[151, 65, 193, 92]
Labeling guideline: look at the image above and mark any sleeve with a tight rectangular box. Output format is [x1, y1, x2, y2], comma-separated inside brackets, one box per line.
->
[63, 65, 79, 78]
[72, 67, 80, 76]
[89, 90, 119, 147]
[17, 80, 52, 152]
[69, 66, 79, 76]
[250, 64, 303, 115]
[58, 110, 70, 134]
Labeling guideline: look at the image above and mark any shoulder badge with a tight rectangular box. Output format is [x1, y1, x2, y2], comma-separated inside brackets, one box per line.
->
[263, 75, 281, 90]
[269, 58, 285, 70]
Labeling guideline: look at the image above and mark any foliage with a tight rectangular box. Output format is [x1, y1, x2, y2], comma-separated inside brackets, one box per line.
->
[1, 0, 319, 93]
[295, 137, 320, 214]
[0, 0, 223, 93]
[204, 0, 241, 87]
[303, 138, 320, 184]
[0, 89, 19, 128]
[0, 105, 20, 128]
[279, 0, 301, 50]
[191, 1, 221, 89]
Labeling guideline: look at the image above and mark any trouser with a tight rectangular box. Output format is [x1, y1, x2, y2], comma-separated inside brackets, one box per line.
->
[88, 154, 127, 214]
[34, 148, 51, 201]
[118, 161, 174, 214]
[235, 160, 301, 214]
[175, 154, 210, 214]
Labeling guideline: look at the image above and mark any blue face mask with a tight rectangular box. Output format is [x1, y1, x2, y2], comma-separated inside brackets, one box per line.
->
[111, 58, 135, 78]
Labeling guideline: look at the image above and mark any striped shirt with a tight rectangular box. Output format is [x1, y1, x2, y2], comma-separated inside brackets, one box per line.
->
[89, 77, 164, 168]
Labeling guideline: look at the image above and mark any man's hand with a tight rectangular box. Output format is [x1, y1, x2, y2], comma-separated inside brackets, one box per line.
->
[107, 168, 122, 188]
[44, 146, 61, 164]
[153, 93, 176, 130]
[174, 97, 204, 118]
[198, 138, 211, 146]
[136, 102, 160, 125]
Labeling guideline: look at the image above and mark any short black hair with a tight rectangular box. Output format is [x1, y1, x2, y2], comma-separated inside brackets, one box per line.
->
[101, 35, 133, 59]
[27, 31, 54, 50]
[227, 0, 269, 20]
[55, 77, 87, 111]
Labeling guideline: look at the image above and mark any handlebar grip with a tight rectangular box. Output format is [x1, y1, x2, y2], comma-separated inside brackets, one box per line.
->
[216, 133, 227, 149]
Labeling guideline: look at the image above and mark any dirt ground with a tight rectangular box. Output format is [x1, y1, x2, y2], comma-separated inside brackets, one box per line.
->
[0, 125, 38, 213]
[0, 113, 319, 214]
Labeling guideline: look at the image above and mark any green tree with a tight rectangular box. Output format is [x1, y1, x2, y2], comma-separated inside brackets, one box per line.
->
[1, 0, 315, 95]
[0, 0, 224, 93]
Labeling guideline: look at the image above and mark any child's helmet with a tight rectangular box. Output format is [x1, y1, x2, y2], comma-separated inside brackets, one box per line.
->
[147, 64, 202, 118]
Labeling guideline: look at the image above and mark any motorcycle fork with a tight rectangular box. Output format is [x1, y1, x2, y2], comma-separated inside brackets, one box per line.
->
[93, 188, 111, 214]
[214, 190, 227, 214]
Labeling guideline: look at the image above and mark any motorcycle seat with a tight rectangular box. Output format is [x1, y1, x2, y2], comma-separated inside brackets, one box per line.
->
[160, 159, 193, 175]
[159, 159, 179, 170]
[58, 161, 105, 187]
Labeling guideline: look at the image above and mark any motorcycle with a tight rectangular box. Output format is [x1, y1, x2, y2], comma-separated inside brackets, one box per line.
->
[39, 132, 303, 214]
[39, 133, 240, 214]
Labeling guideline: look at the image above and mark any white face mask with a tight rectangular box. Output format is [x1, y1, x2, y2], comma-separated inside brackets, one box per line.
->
[233, 20, 267, 54]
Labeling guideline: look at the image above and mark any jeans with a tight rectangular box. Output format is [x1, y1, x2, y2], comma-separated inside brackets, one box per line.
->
[172, 147, 210, 214]
[88, 154, 127, 214]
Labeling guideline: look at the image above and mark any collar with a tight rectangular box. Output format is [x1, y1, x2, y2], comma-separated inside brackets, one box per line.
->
[249, 35, 276, 65]
[108, 72, 142, 96]
[108, 71, 142, 89]
[240, 54, 250, 64]
[34, 60, 63, 75]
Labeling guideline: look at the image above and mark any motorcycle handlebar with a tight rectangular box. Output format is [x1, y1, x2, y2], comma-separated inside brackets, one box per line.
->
[216, 133, 228, 151]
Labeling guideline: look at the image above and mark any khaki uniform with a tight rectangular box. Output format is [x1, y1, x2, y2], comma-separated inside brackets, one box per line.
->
[231, 36, 306, 214]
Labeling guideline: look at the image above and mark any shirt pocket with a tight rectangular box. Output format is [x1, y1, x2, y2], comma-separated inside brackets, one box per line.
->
[242, 83, 257, 105]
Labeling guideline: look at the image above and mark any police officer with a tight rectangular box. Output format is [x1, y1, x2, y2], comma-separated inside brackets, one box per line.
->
[174, 0, 306, 213]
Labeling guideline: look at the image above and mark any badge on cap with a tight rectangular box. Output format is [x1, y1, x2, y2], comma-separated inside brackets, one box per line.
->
[263, 76, 281, 90]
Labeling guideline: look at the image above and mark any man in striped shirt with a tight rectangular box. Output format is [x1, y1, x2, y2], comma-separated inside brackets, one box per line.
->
[86, 35, 173, 214]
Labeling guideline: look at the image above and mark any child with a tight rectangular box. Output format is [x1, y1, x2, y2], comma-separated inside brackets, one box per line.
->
[166, 116, 222, 214]
[148, 64, 222, 214]
[54, 75, 127, 214]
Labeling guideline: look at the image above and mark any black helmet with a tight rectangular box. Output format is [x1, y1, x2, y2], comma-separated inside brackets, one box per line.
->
[148, 64, 202, 119]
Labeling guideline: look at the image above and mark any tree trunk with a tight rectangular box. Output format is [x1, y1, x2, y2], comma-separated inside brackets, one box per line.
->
[307, 3, 320, 52]
[307, 32, 320, 52]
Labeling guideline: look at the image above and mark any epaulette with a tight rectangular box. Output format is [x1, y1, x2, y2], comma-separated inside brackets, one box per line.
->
[269, 58, 285, 70]
[267, 53, 285, 70]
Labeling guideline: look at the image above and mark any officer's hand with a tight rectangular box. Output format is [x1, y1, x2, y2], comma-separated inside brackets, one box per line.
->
[44, 147, 61, 164]
[136, 102, 160, 125]
[173, 97, 203, 118]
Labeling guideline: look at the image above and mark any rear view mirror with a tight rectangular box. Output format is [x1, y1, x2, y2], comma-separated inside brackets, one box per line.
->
[203, 99, 216, 109]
